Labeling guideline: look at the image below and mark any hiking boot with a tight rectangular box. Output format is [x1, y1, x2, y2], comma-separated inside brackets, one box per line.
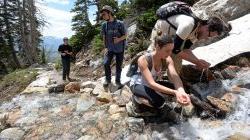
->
[115, 81, 123, 89]
[103, 79, 111, 88]
[126, 96, 158, 117]
[67, 77, 73, 82]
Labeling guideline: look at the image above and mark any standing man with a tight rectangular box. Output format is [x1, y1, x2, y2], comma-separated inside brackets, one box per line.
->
[58, 37, 73, 82]
[100, 5, 127, 88]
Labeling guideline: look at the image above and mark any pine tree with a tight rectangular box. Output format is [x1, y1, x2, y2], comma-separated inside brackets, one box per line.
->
[71, 0, 99, 52]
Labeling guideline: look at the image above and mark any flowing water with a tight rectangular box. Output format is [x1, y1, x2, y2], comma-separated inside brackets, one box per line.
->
[0, 69, 249, 139]
[148, 69, 250, 140]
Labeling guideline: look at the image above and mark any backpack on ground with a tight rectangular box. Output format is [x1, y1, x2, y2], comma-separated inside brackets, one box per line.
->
[156, 1, 200, 30]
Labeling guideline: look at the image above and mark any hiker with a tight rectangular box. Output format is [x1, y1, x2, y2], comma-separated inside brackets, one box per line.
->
[58, 37, 73, 82]
[100, 5, 127, 87]
[126, 31, 191, 121]
[148, 1, 231, 74]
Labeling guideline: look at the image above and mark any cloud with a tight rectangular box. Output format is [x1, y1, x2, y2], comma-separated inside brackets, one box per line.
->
[44, 0, 70, 5]
[37, 2, 74, 38]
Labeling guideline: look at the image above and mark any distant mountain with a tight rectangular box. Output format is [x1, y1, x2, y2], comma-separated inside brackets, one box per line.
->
[41, 36, 63, 62]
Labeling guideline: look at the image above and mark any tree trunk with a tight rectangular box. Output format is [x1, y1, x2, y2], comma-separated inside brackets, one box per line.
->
[27, 0, 38, 63]
[3, 0, 21, 69]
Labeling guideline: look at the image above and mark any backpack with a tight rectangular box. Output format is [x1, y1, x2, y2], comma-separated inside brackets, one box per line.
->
[156, 1, 200, 30]
[126, 52, 167, 77]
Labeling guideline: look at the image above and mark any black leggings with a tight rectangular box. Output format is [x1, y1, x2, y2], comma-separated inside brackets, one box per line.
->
[130, 81, 175, 109]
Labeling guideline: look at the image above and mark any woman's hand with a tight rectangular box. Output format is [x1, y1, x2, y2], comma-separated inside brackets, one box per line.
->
[175, 91, 191, 105]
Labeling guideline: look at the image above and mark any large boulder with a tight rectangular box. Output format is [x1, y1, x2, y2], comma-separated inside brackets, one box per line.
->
[192, 0, 250, 21]
[0, 127, 25, 140]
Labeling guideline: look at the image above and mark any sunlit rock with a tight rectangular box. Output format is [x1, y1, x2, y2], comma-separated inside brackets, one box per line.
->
[0, 127, 25, 140]
[64, 82, 80, 93]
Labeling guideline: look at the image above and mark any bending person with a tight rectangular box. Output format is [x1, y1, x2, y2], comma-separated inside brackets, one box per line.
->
[127, 31, 191, 122]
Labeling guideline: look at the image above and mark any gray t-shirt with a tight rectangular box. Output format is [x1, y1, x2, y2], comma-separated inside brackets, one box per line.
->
[101, 20, 126, 53]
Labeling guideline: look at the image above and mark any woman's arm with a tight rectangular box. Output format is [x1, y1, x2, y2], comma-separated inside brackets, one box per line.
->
[166, 56, 185, 92]
[166, 56, 191, 104]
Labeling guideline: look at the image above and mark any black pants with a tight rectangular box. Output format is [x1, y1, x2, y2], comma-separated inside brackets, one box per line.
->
[104, 51, 124, 83]
[130, 81, 175, 108]
[62, 58, 70, 80]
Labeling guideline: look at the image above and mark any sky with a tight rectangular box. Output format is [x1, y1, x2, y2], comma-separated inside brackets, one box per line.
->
[38, 0, 124, 38]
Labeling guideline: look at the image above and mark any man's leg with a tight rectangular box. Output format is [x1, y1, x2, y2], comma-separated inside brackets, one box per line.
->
[115, 52, 124, 84]
[65, 59, 71, 81]
[104, 51, 114, 86]
[62, 59, 67, 80]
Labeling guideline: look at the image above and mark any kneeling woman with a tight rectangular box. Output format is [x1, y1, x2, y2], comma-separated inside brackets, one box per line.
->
[127, 31, 191, 119]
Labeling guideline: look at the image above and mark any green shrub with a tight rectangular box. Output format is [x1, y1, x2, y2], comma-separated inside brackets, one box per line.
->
[91, 34, 104, 56]
[127, 37, 150, 57]
[137, 8, 157, 34]
[55, 58, 62, 71]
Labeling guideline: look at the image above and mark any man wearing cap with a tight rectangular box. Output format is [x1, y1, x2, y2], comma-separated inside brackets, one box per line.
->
[58, 37, 73, 82]
[100, 5, 127, 88]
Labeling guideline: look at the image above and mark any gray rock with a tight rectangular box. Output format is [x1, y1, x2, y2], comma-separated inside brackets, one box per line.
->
[81, 81, 97, 89]
[80, 88, 93, 94]
[78, 135, 96, 140]
[113, 85, 132, 107]
[92, 82, 105, 96]
[76, 94, 95, 112]
[192, 0, 250, 21]
[0, 127, 25, 140]
[127, 117, 145, 133]
[0, 113, 8, 131]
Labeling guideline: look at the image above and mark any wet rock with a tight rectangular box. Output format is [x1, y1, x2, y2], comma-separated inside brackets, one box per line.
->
[227, 132, 250, 140]
[0, 127, 25, 140]
[92, 82, 105, 96]
[80, 88, 93, 94]
[65, 82, 80, 93]
[238, 83, 250, 89]
[220, 65, 241, 79]
[48, 83, 66, 93]
[221, 93, 238, 104]
[127, 117, 145, 133]
[207, 96, 233, 113]
[190, 94, 221, 117]
[113, 85, 132, 107]
[78, 135, 96, 140]
[76, 94, 95, 112]
[108, 104, 126, 115]
[231, 85, 244, 94]
[191, 79, 227, 100]
[182, 103, 195, 117]
[81, 81, 96, 89]
[96, 92, 112, 103]
[0, 113, 9, 131]
[180, 65, 215, 84]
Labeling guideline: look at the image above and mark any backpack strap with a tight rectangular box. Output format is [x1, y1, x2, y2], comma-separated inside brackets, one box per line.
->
[145, 53, 153, 71]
